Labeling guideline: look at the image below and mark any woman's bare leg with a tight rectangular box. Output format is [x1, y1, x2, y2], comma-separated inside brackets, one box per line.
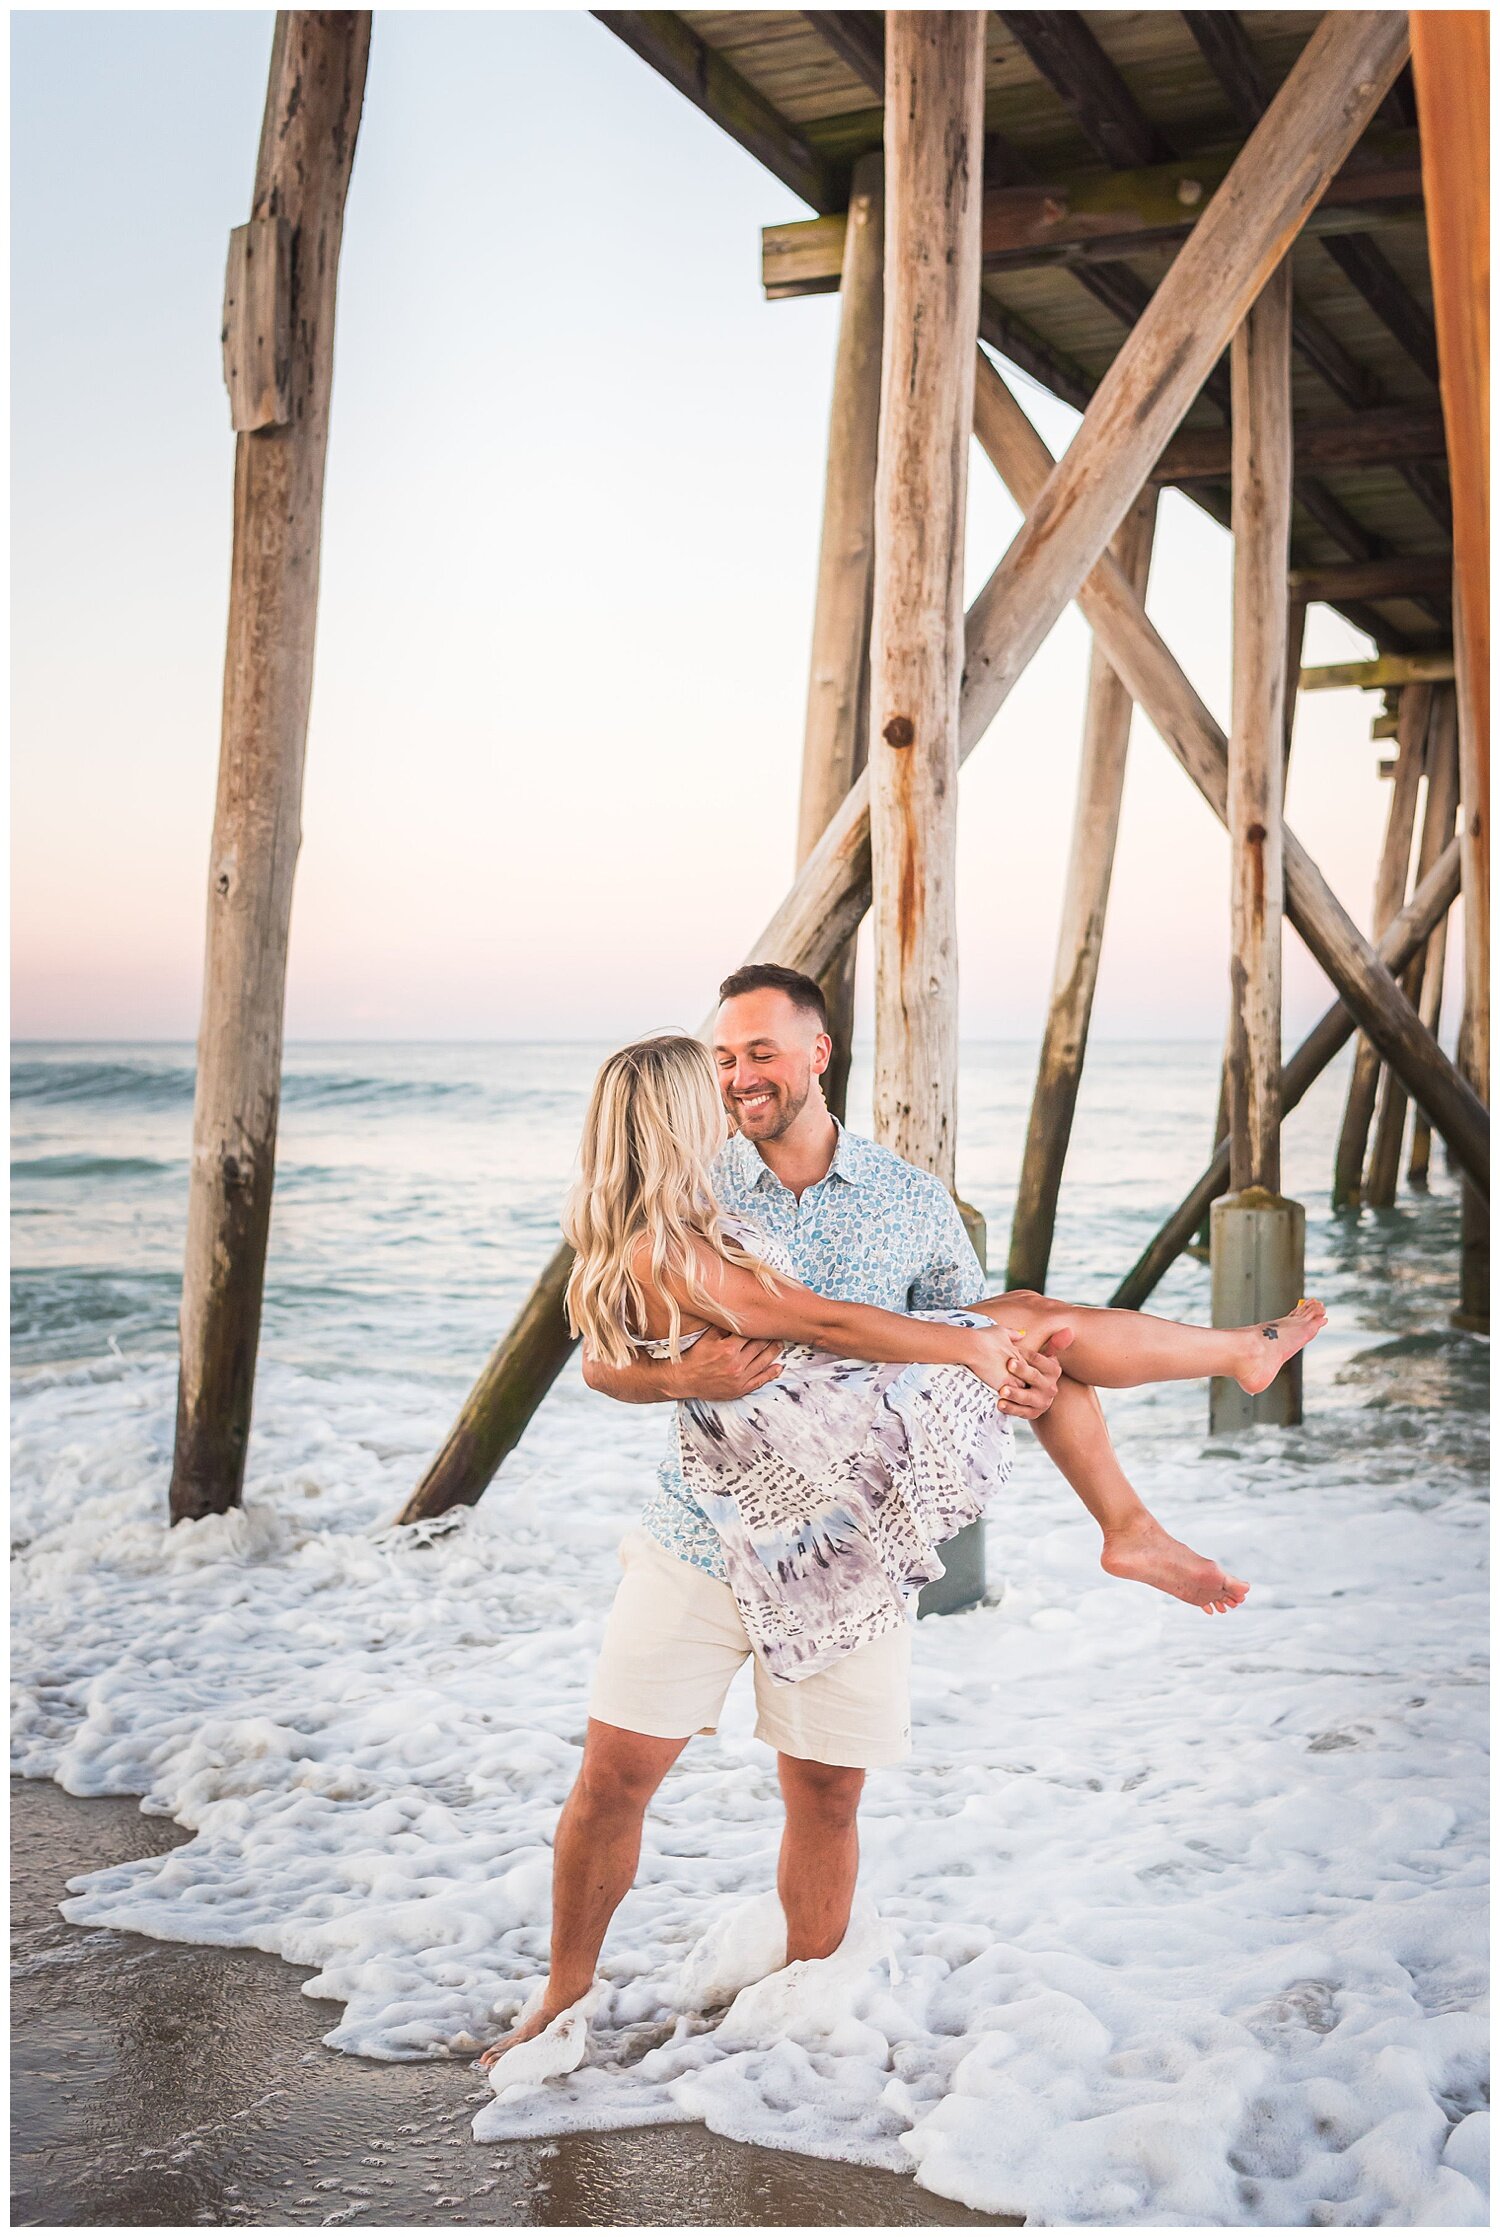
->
[978, 1288, 1326, 1393]
[1032, 1374, 1248, 1613]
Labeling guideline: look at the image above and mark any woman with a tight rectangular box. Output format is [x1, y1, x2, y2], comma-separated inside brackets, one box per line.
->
[476, 1033, 1325, 2075]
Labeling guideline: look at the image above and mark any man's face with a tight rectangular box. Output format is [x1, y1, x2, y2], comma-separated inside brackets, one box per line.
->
[712, 990, 830, 1144]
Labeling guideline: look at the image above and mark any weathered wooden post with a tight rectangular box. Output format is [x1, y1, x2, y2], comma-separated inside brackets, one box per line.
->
[1409, 689, 1461, 1185]
[1007, 491, 1158, 1293]
[1191, 588, 1306, 1259]
[796, 150, 884, 1124]
[1455, 705, 1490, 1329]
[870, 11, 986, 1613]
[1331, 684, 1431, 1207]
[170, 12, 370, 1524]
[1210, 258, 1303, 1433]
[1368, 687, 1461, 1203]
[1411, 12, 1489, 1333]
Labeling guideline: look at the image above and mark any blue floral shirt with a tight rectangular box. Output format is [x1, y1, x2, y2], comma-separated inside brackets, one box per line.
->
[638, 1123, 985, 1578]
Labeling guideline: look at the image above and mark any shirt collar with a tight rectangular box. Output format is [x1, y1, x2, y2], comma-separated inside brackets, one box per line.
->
[826, 1118, 876, 1186]
[726, 1116, 874, 1193]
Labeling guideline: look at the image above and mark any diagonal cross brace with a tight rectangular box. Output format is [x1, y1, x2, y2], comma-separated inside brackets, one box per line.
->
[967, 351, 1488, 1197]
[1112, 838, 1464, 1310]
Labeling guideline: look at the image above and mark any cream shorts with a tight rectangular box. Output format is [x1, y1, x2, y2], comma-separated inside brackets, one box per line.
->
[588, 1526, 913, 1769]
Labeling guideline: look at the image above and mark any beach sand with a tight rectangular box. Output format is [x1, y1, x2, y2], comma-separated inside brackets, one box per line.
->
[11, 1776, 1017, 2228]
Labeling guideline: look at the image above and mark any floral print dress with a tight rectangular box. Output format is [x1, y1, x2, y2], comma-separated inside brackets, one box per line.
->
[630, 1214, 1014, 1684]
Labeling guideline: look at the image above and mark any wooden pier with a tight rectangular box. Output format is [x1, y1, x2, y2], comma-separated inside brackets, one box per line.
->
[168, 10, 1488, 1530]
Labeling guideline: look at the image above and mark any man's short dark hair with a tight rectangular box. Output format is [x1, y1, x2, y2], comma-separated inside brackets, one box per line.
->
[717, 964, 829, 1035]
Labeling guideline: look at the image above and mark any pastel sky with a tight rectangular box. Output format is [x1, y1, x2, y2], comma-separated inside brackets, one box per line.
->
[11, 7, 1446, 1043]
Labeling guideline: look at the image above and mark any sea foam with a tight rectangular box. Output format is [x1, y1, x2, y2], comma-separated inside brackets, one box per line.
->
[10, 1041, 1488, 2225]
[11, 1327, 1486, 2226]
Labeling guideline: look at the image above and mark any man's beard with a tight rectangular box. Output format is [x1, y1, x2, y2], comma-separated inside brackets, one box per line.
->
[728, 1077, 810, 1141]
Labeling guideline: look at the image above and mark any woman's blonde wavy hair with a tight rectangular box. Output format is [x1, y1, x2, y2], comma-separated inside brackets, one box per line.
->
[564, 1034, 781, 1370]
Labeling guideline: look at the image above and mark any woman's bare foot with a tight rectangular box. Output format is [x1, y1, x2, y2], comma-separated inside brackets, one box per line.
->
[1233, 1297, 1327, 1395]
[1100, 1512, 1250, 1615]
[475, 1994, 574, 2070]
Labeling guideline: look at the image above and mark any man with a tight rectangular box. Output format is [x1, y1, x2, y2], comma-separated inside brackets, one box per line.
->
[479, 966, 1239, 2071]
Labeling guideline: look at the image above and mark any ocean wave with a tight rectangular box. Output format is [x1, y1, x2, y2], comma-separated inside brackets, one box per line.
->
[11, 1060, 195, 1108]
[10, 1059, 485, 1114]
[12, 1153, 176, 1180]
[283, 1073, 484, 1110]
[10, 1269, 182, 1362]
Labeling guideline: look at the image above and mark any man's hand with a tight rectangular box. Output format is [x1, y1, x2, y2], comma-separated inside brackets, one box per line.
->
[991, 1325, 1066, 1420]
[581, 1331, 783, 1405]
[671, 1330, 784, 1402]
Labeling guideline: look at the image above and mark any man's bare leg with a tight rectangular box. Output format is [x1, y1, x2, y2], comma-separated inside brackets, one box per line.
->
[1032, 1373, 1249, 1614]
[979, 1289, 1326, 1392]
[777, 1756, 864, 1962]
[477, 1719, 687, 2067]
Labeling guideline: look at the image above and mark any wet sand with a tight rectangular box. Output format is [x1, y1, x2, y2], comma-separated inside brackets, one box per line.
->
[12, 1777, 1017, 2227]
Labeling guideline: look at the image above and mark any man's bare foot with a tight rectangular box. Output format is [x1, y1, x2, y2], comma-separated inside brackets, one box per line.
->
[475, 1994, 575, 2070]
[1100, 1513, 1250, 1615]
[1233, 1297, 1327, 1395]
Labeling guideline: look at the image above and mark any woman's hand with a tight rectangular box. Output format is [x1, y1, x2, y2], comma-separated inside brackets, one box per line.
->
[967, 1324, 1061, 1418]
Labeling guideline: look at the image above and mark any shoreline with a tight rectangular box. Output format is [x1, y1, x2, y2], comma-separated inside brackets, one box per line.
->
[10, 1775, 1017, 2229]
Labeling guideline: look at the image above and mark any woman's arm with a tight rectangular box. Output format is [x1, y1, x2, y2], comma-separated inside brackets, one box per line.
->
[671, 1244, 1013, 1391]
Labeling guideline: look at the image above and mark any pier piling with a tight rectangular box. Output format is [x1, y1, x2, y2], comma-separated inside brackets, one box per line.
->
[170, 13, 370, 1523]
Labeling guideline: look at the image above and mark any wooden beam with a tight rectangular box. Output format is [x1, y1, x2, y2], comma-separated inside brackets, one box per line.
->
[171, 14, 370, 1524]
[1368, 686, 1462, 1202]
[1411, 13, 1489, 1156]
[1331, 686, 1430, 1207]
[1409, 691, 1462, 1185]
[1182, 8, 1453, 541]
[958, 10, 1412, 758]
[1381, 64, 1419, 134]
[1192, 591, 1305, 1259]
[762, 133, 1423, 297]
[1289, 555, 1454, 605]
[1185, 11, 1442, 385]
[1007, 492, 1158, 1292]
[972, 320, 1423, 659]
[1180, 9, 1273, 129]
[1004, 0, 1435, 465]
[870, 12, 985, 1189]
[798, 150, 883, 1123]
[1318, 232, 1441, 385]
[399, 1242, 578, 1525]
[1148, 406, 1446, 484]
[961, 19, 1439, 680]
[1302, 653, 1456, 692]
[1227, 260, 1293, 1194]
[977, 294, 1095, 413]
[801, 10, 884, 98]
[998, 9, 1169, 170]
[759, 37, 1436, 619]
[1112, 838, 1463, 1309]
[592, 12, 835, 211]
[967, 352, 1488, 1198]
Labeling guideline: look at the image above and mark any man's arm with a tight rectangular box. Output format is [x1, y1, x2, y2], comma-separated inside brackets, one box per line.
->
[907, 1183, 986, 1312]
[581, 1330, 785, 1405]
